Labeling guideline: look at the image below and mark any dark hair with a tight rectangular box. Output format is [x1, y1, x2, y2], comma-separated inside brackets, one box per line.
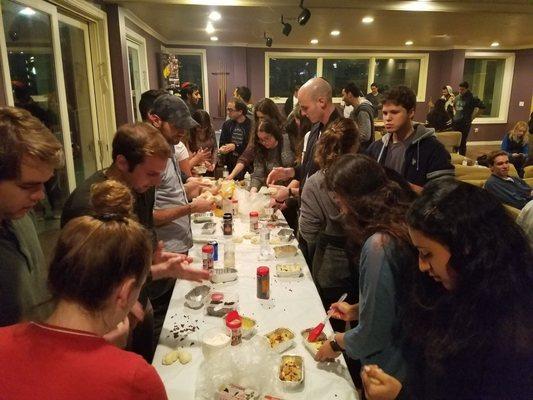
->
[405, 179, 532, 371]
[48, 180, 152, 311]
[433, 98, 447, 113]
[235, 86, 251, 103]
[188, 110, 215, 153]
[255, 116, 283, 159]
[370, 82, 378, 87]
[314, 118, 360, 169]
[459, 81, 469, 89]
[0, 106, 63, 181]
[487, 149, 508, 166]
[343, 82, 363, 98]
[180, 82, 199, 101]
[112, 123, 170, 172]
[284, 104, 312, 161]
[382, 86, 417, 112]
[230, 97, 248, 116]
[139, 89, 167, 121]
[254, 98, 285, 127]
[325, 154, 414, 246]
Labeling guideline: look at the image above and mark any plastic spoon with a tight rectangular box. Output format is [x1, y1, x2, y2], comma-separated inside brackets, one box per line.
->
[307, 292, 348, 342]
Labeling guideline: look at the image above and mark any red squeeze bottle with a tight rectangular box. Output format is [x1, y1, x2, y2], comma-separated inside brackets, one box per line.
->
[307, 292, 348, 342]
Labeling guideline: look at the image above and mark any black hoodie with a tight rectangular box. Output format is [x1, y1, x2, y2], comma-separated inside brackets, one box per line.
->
[366, 124, 454, 187]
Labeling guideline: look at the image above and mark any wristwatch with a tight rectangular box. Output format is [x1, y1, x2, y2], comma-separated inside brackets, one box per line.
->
[330, 339, 343, 352]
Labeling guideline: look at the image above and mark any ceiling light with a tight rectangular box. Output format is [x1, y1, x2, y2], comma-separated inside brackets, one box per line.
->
[298, 0, 311, 26]
[362, 16, 374, 24]
[206, 22, 215, 34]
[405, 40, 414, 46]
[19, 7, 36, 16]
[491, 41, 500, 47]
[281, 15, 292, 36]
[330, 30, 340, 36]
[310, 39, 318, 44]
[208, 11, 221, 21]
[264, 32, 273, 48]
[210, 36, 218, 41]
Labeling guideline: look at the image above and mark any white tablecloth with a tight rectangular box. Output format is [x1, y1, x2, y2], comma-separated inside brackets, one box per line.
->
[153, 214, 358, 400]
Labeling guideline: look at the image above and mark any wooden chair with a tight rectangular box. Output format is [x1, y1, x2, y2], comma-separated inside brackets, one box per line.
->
[524, 165, 533, 179]
[454, 164, 491, 180]
[436, 131, 462, 153]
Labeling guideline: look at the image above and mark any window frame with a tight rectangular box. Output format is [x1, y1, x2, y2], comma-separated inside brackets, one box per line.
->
[464, 51, 515, 125]
[162, 46, 209, 114]
[125, 27, 149, 122]
[265, 51, 429, 103]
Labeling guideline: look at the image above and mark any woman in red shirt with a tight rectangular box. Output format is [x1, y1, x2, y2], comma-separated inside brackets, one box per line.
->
[0, 180, 167, 400]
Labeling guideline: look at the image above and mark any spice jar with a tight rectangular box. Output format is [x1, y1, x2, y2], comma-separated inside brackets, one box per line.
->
[249, 211, 259, 233]
[202, 244, 214, 271]
[257, 266, 270, 299]
[223, 213, 233, 236]
[232, 199, 239, 216]
[226, 318, 242, 346]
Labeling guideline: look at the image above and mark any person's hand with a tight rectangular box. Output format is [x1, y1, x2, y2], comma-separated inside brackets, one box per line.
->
[269, 184, 289, 203]
[330, 301, 359, 322]
[219, 143, 236, 154]
[361, 365, 402, 400]
[205, 161, 215, 172]
[250, 187, 258, 194]
[185, 179, 212, 199]
[266, 167, 294, 186]
[315, 339, 342, 362]
[152, 253, 209, 282]
[191, 197, 215, 213]
[103, 315, 130, 349]
[191, 148, 212, 165]
[270, 197, 287, 211]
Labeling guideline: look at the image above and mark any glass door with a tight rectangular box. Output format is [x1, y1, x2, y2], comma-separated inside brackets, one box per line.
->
[58, 13, 101, 185]
[127, 40, 143, 122]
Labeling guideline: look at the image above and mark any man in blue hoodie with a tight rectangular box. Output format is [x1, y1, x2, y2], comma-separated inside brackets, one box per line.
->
[366, 86, 454, 191]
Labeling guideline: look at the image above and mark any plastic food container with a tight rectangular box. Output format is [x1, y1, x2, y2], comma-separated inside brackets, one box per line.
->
[206, 292, 239, 317]
[277, 228, 295, 243]
[273, 245, 298, 259]
[265, 328, 295, 353]
[274, 263, 302, 278]
[201, 222, 217, 235]
[216, 383, 260, 400]
[278, 354, 304, 389]
[193, 211, 214, 223]
[201, 327, 231, 358]
[184, 285, 210, 309]
[210, 267, 238, 284]
[240, 316, 257, 338]
[300, 328, 327, 356]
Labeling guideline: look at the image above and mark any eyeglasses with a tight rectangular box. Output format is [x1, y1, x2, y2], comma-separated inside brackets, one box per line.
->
[226, 107, 235, 112]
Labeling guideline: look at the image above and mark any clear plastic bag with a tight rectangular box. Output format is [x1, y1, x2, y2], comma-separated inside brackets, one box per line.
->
[233, 187, 270, 219]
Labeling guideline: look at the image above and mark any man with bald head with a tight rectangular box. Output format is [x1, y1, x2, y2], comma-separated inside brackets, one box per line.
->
[266, 77, 342, 195]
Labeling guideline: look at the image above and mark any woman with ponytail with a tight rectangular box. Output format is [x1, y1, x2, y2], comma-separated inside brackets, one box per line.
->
[0, 180, 167, 400]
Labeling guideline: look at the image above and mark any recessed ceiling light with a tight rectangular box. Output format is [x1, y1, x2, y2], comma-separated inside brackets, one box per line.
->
[210, 36, 218, 41]
[19, 7, 36, 16]
[310, 39, 318, 44]
[405, 40, 414, 46]
[362, 16, 374, 24]
[206, 22, 215, 34]
[491, 41, 500, 47]
[330, 30, 340, 36]
[208, 11, 221, 21]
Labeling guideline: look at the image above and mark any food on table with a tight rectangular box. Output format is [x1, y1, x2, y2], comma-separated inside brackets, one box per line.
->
[301, 329, 327, 356]
[232, 235, 243, 243]
[276, 228, 294, 242]
[265, 328, 295, 353]
[210, 268, 238, 284]
[269, 236, 281, 245]
[201, 221, 217, 235]
[184, 285, 210, 309]
[240, 316, 256, 338]
[275, 263, 302, 277]
[217, 384, 260, 400]
[192, 164, 207, 175]
[258, 186, 278, 196]
[161, 347, 192, 365]
[250, 236, 260, 245]
[243, 232, 256, 240]
[278, 355, 303, 384]
[273, 245, 298, 258]
[192, 211, 214, 223]
[177, 348, 192, 364]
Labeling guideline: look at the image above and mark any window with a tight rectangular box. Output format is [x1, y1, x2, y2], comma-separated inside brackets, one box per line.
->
[164, 48, 209, 112]
[268, 57, 317, 98]
[322, 59, 369, 97]
[126, 29, 149, 122]
[374, 58, 421, 95]
[265, 53, 428, 102]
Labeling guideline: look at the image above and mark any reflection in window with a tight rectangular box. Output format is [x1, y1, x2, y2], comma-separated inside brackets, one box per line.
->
[269, 58, 317, 98]
[323, 59, 369, 97]
[463, 58, 505, 118]
[175, 54, 204, 109]
[374, 59, 420, 94]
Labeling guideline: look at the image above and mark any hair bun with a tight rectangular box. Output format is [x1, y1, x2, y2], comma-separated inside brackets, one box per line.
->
[90, 180, 134, 219]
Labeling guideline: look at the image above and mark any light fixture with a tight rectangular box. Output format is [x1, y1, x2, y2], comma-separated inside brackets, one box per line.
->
[298, 0, 311, 26]
[281, 15, 292, 36]
[264, 32, 273, 47]
[405, 40, 414, 45]
[330, 30, 340, 36]
[491, 41, 500, 47]
[210, 36, 218, 41]
[19, 7, 35, 16]
[310, 39, 318, 44]
[208, 11, 221, 21]
[362, 16, 374, 24]
[205, 22, 215, 34]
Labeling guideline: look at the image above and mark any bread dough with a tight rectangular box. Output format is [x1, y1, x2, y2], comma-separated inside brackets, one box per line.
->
[232, 236, 243, 243]
[162, 349, 180, 365]
[177, 348, 192, 364]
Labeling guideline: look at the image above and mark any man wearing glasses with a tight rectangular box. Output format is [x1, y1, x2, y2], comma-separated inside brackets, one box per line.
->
[218, 98, 252, 179]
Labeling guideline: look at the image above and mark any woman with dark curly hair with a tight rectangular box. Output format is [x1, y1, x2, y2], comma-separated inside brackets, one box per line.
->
[315, 154, 417, 389]
[361, 179, 533, 400]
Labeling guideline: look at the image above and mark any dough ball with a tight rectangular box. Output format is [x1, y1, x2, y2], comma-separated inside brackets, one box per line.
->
[162, 350, 180, 365]
[177, 348, 192, 364]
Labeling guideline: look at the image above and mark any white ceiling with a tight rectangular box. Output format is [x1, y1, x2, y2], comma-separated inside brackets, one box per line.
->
[109, 0, 533, 49]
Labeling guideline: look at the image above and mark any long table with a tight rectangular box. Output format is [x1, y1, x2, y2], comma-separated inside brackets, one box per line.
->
[153, 213, 358, 400]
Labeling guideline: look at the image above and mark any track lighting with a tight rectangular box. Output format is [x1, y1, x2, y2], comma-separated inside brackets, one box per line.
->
[281, 15, 292, 36]
[298, 0, 311, 26]
[264, 32, 273, 47]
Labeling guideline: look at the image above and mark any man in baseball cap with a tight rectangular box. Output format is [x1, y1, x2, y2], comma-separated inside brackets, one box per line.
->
[149, 93, 198, 144]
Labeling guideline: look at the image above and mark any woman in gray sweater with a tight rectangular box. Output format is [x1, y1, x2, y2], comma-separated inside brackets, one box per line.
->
[250, 117, 295, 190]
